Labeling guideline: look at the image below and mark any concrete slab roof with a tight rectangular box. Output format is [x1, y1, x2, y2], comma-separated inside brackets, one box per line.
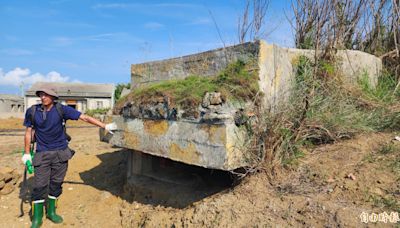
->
[0, 94, 23, 101]
[26, 82, 115, 98]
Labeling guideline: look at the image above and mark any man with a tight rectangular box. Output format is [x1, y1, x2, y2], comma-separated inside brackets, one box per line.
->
[21, 86, 117, 228]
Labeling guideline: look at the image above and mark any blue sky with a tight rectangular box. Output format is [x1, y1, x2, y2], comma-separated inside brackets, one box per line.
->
[0, 0, 293, 95]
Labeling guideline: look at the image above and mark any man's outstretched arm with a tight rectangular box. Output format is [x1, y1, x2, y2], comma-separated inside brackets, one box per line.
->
[78, 114, 117, 133]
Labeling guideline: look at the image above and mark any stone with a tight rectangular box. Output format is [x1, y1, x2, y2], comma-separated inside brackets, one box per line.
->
[207, 104, 223, 113]
[209, 92, 222, 105]
[181, 109, 199, 119]
[0, 167, 14, 174]
[202, 92, 223, 108]
[0, 173, 5, 182]
[155, 103, 168, 119]
[130, 105, 140, 118]
[167, 108, 177, 120]
[346, 173, 356, 180]
[201, 93, 211, 108]
[326, 178, 335, 183]
[202, 113, 231, 122]
[122, 105, 131, 117]
[3, 173, 12, 183]
[0, 183, 14, 195]
[0, 180, 5, 189]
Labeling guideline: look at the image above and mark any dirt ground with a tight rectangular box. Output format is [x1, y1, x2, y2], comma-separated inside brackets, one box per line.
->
[0, 118, 399, 227]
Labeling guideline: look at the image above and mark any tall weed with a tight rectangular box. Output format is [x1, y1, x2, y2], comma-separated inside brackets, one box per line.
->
[264, 55, 400, 168]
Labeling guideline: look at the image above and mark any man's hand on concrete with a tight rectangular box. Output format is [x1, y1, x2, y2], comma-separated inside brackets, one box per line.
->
[21, 153, 32, 165]
[105, 122, 117, 135]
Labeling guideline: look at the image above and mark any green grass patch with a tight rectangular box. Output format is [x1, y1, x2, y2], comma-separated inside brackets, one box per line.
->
[390, 156, 400, 175]
[362, 153, 376, 163]
[378, 143, 398, 155]
[358, 70, 398, 103]
[85, 108, 110, 117]
[11, 148, 23, 155]
[368, 194, 400, 212]
[115, 60, 259, 112]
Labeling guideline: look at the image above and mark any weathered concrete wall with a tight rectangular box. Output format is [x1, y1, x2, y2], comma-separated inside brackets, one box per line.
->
[258, 42, 294, 112]
[258, 41, 382, 111]
[131, 42, 259, 88]
[131, 40, 381, 112]
[104, 41, 383, 171]
[101, 116, 249, 170]
[335, 50, 381, 86]
[286, 48, 381, 86]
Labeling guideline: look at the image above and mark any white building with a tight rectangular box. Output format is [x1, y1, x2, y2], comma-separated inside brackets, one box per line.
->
[25, 82, 115, 113]
[0, 94, 24, 118]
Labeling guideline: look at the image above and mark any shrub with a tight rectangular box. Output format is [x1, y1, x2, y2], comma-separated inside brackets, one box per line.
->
[262, 55, 400, 168]
[85, 108, 110, 117]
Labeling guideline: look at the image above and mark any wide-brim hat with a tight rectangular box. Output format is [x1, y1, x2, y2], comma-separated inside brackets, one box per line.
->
[35, 86, 59, 99]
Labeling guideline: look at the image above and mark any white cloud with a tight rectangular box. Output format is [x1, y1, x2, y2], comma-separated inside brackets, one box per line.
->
[49, 33, 142, 46]
[84, 33, 117, 41]
[185, 18, 212, 26]
[47, 21, 95, 28]
[144, 22, 164, 30]
[153, 3, 199, 8]
[51, 37, 73, 46]
[0, 48, 33, 56]
[92, 3, 131, 9]
[0, 67, 70, 88]
[92, 3, 199, 10]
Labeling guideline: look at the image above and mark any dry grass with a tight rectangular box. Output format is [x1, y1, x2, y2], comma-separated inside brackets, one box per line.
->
[249, 56, 400, 173]
[0, 118, 24, 130]
[0, 117, 96, 130]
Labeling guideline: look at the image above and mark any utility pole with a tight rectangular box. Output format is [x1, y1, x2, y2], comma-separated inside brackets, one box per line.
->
[19, 82, 24, 97]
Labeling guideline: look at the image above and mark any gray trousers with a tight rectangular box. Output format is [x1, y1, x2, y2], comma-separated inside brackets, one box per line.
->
[31, 147, 74, 201]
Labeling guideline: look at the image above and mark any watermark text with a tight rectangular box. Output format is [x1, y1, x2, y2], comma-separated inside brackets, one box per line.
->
[360, 212, 399, 224]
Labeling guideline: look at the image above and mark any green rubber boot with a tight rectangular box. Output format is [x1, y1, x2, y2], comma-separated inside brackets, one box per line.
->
[31, 200, 44, 228]
[46, 196, 63, 224]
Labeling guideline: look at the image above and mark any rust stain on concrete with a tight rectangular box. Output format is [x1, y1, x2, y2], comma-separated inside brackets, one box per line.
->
[169, 143, 200, 164]
[273, 67, 282, 89]
[123, 132, 140, 148]
[200, 124, 226, 144]
[143, 120, 168, 136]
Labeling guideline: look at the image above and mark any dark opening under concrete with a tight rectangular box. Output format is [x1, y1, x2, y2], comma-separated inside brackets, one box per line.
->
[124, 151, 235, 208]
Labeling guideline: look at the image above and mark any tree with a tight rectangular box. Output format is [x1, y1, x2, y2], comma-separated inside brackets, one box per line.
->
[238, 0, 270, 43]
[114, 83, 131, 101]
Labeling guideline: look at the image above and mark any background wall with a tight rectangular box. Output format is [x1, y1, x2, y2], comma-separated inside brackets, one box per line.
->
[130, 40, 382, 113]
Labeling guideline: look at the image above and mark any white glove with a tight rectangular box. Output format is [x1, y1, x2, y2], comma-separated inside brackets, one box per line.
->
[21, 153, 32, 165]
[105, 122, 118, 135]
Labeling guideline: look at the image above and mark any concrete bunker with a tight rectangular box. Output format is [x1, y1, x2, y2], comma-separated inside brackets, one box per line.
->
[100, 40, 382, 203]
